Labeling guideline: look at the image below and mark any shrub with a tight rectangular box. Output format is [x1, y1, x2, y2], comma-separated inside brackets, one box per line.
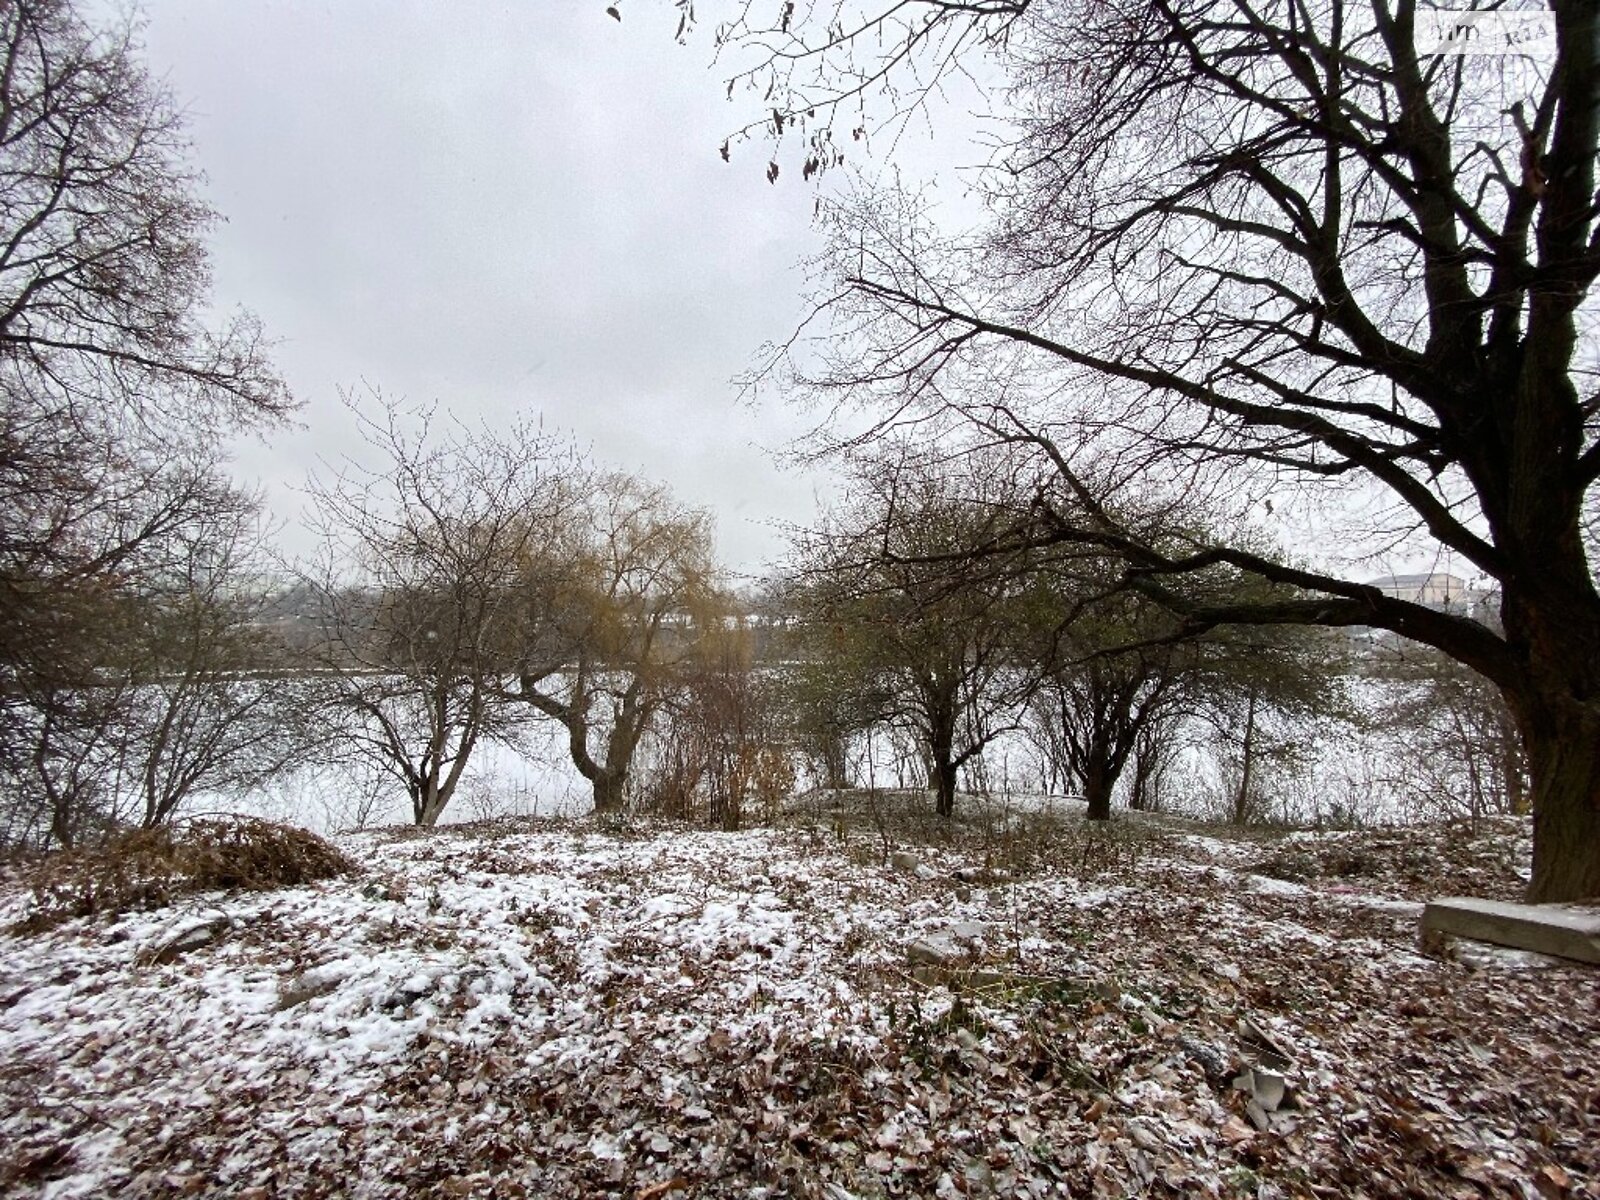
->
[11, 817, 354, 933]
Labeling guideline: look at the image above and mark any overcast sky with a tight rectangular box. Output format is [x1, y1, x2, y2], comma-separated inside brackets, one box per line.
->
[136, 1, 850, 577]
[131, 1, 1484, 592]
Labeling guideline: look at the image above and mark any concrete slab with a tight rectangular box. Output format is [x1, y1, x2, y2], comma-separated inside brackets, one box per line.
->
[1421, 897, 1600, 965]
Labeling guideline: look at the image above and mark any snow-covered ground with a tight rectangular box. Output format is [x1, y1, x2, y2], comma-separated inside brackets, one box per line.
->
[1, 816, 1592, 1198]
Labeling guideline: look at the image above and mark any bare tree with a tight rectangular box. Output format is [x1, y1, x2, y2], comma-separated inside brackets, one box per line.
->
[1127, 713, 1185, 813]
[1027, 627, 1191, 821]
[790, 454, 1035, 818]
[0, 0, 289, 843]
[304, 396, 582, 827]
[1370, 641, 1530, 823]
[776, 635, 889, 792]
[0, 0, 289, 687]
[0, 0, 288, 431]
[119, 494, 310, 829]
[0, 464, 299, 848]
[711, 0, 1600, 900]
[7, 649, 130, 849]
[644, 604, 794, 829]
[1195, 625, 1350, 825]
[512, 473, 717, 814]
[0, 0, 288, 428]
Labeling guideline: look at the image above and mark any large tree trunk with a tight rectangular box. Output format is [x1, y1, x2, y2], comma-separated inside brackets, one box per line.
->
[592, 693, 650, 815]
[1083, 735, 1114, 821]
[924, 685, 960, 819]
[418, 790, 449, 827]
[1083, 758, 1113, 821]
[821, 736, 851, 791]
[933, 755, 958, 819]
[1080, 724, 1139, 821]
[411, 728, 475, 827]
[1492, 56, 1600, 900]
[1128, 722, 1162, 813]
[1524, 725, 1600, 902]
[586, 734, 633, 815]
[592, 770, 627, 814]
[1062, 678, 1144, 822]
[415, 768, 450, 827]
[521, 673, 644, 817]
[414, 763, 459, 827]
[1507, 679, 1600, 902]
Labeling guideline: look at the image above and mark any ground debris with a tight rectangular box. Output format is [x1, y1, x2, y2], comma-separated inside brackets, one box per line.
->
[0, 816, 1592, 1198]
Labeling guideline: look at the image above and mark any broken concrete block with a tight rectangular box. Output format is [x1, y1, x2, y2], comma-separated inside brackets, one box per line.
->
[1244, 1098, 1271, 1131]
[1232, 1068, 1287, 1113]
[138, 915, 230, 966]
[1421, 897, 1600, 965]
[906, 922, 987, 967]
[277, 966, 346, 1011]
[907, 935, 961, 966]
[945, 921, 987, 945]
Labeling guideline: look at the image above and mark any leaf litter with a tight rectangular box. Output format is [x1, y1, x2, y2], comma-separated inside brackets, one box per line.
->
[0, 815, 1593, 1198]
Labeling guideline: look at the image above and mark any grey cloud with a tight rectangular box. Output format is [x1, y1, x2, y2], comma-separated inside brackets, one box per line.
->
[140, 0, 828, 573]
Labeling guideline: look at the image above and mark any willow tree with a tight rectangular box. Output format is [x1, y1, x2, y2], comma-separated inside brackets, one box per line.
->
[705, 1, 1600, 901]
[512, 474, 717, 814]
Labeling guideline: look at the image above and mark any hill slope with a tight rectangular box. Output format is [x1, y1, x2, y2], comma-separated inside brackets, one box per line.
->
[1, 816, 1594, 1198]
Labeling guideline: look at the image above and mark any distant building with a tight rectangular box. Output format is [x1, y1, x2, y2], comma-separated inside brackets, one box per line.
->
[1355, 572, 1500, 646]
[1366, 572, 1469, 606]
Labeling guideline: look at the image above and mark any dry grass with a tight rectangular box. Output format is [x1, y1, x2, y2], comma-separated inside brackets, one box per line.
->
[782, 787, 1172, 881]
[9, 817, 355, 934]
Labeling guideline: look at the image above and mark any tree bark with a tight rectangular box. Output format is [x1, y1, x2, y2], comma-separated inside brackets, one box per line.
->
[822, 737, 850, 791]
[1496, 468, 1600, 899]
[1508, 682, 1600, 903]
[1232, 687, 1257, 827]
[413, 767, 453, 827]
[1525, 730, 1600, 902]
[1128, 722, 1163, 813]
[1083, 748, 1113, 821]
[592, 770, 627, 814]
[1127, 752, 1152, 813]
[923, 683, 961, 819]
[933, 755, 958, 819]
[418, 789, 449, 827]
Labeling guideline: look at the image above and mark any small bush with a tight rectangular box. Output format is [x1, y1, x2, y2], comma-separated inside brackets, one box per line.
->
[1250, 852, 1317, 883]
[11, 817, 355, 933]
